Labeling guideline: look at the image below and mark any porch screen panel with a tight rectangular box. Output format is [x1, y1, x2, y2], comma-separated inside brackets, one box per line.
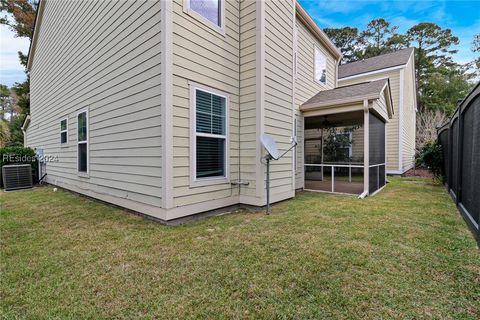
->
[368, 166, 377, 194]
[369, 113, 385, 165]
[379, 165, 385, 188]
[369, 112, 386, 194]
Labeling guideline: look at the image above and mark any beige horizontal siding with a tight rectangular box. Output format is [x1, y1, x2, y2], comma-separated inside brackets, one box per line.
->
[239, 0, 257, 197]
[26, 0, 163, 209]
[339, 68, 401, 172]
[402, 57, 416, 171]
[294, 18, 338, 188]
[171, 0, 240, 207]
[264, 0, 295, 196]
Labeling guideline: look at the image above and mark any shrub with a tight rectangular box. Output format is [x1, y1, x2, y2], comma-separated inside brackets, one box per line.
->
[416, 141, 443, 180]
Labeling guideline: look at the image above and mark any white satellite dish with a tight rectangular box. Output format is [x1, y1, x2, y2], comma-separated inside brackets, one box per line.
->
[259, 134, 297, 214]
[260, 134, 279, 160]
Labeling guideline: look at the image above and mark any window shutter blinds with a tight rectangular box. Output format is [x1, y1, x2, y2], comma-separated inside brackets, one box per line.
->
[196, 90, 225, 135]
[196, 137, 225, 178]
[195, 89, 226, 178]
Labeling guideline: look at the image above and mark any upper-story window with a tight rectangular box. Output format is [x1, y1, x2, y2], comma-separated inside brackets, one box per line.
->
[315, 47, 327, 85]
[185, 0, 224, 33]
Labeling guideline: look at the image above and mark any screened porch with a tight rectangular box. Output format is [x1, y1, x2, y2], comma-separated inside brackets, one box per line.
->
[299, 80, 393, 197]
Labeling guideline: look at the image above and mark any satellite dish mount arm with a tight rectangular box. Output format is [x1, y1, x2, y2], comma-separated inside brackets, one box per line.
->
[263, 138, 297, 214]
[266, 155, 271, 214]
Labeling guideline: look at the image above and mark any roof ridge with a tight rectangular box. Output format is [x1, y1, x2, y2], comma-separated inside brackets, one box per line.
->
[339, 47, 414, 67]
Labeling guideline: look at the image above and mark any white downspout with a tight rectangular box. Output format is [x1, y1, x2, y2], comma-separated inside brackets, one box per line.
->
[359, 99, 369, 199]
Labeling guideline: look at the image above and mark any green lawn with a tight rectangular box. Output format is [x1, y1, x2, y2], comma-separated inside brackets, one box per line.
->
[1, 177, 479, 319]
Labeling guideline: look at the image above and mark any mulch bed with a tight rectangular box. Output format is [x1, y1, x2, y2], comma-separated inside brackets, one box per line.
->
[403, 167, 434, 178]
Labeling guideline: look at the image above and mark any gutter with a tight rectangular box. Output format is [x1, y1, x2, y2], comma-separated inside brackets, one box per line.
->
[300, 94, 380, 111]
[21, 115, 31, 147]
[26, 0, 45, 71]
[382, 79, 394, 118]
[21, 114, 31, 132]
[338, 65, 406, 82]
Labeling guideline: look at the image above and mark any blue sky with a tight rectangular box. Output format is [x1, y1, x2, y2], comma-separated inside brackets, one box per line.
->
[0, 0, 479, 87]
[0, 23, 29, 87]
[299, 0, 480, 65]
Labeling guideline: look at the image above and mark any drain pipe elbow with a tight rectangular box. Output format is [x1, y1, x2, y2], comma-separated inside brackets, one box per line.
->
[358, 190, 368, 199]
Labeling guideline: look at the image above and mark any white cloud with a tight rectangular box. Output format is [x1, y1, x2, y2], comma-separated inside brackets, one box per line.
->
[379, 0, 444, 15]
[389, 16, 420, 33]
[312, 16, 342, 28]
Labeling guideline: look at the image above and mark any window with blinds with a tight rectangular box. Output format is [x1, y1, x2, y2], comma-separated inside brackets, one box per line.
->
[77, 111, 88, 173]
[195, 88, 226, 179]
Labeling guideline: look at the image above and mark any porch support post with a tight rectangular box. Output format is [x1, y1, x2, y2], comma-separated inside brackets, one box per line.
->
[331, 165, 334, 192]
[321, 128, 324, 180]
[363, 100, 369, 195]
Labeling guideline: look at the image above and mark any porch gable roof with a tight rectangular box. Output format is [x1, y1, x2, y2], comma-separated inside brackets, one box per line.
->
[300, 79, 394, 121]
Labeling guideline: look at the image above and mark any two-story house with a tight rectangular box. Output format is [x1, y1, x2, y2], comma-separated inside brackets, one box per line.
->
[338, 48, 417, 174]
[24, 0, 404, 222]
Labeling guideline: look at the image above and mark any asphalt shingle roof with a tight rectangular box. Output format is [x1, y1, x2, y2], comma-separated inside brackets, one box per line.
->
[338, 47, 414, 79]
[301, 79, 388, 108]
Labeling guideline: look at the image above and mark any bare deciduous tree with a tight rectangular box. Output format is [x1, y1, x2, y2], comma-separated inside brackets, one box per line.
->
[416, 110, 447, 153]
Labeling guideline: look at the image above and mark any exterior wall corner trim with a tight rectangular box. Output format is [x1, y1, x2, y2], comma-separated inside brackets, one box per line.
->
[398, 68, 405, 172]
[255, 0, 266, 199]
[161, 0, 174, 209]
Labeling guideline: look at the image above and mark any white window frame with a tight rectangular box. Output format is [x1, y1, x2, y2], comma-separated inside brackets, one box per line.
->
[189, 81, 229, 187]
[335, 132, 353, 158]
[77, 109, 89, 177]
[314, 45, 328, 86]
[60, 117, 68, 146]
[183, 0, 225, 35]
